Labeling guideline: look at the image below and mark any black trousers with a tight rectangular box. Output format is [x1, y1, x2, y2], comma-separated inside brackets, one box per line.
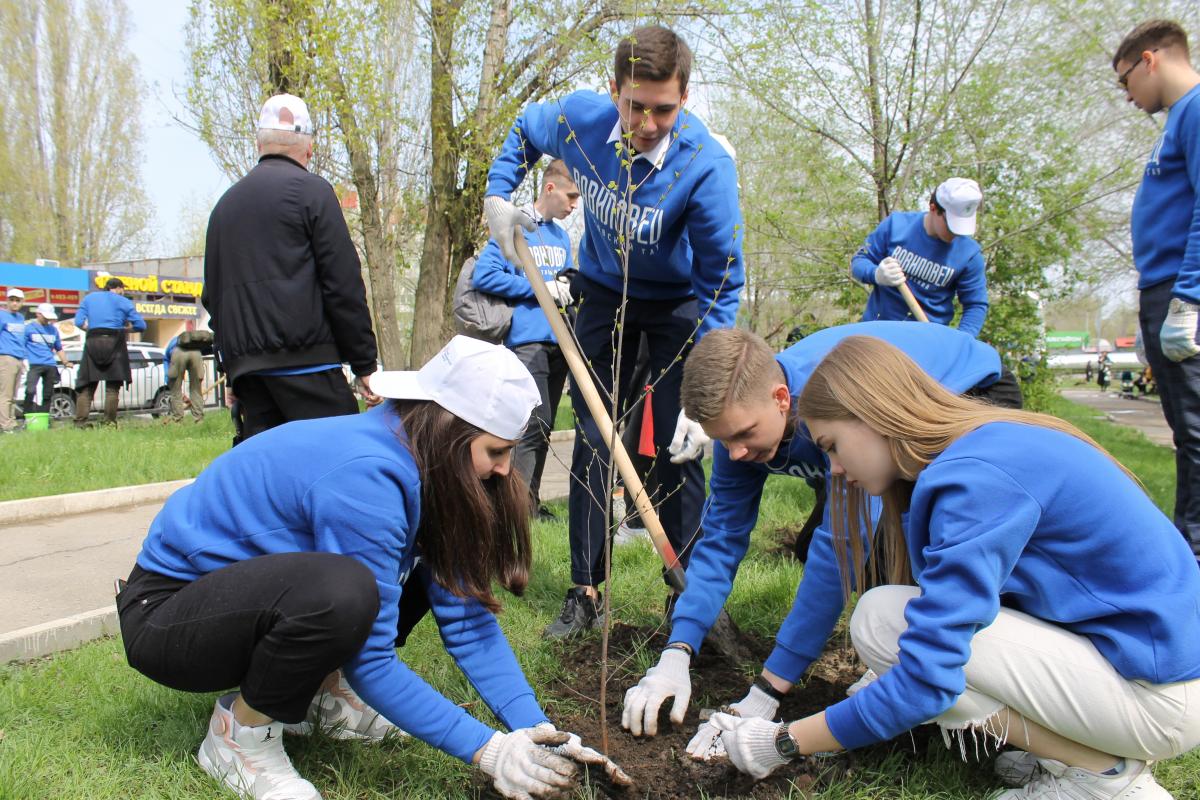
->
[23, 364, 59, 413]
[1140, 279, 1200, 561]
[117, 553, 432, 724]
[567, 277, 705, 586]
[231, 368, 360, 441]
[510, 342, 568, 507]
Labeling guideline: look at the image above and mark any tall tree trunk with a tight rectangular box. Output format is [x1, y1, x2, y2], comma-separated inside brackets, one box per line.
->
[864, 0, 889, 223]
[411, 0, 462, 366]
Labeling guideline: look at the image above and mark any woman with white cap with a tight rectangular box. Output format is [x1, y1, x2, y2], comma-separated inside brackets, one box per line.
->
[117, 336, 625, 800]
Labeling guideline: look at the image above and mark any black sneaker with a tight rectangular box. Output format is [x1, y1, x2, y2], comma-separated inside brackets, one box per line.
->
[535, 504, 558, 521]
[543, 587, 603, 638]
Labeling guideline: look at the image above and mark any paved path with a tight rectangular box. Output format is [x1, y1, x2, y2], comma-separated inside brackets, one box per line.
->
[0, 439, 575, 640]
[1060, 388, 1173, 449]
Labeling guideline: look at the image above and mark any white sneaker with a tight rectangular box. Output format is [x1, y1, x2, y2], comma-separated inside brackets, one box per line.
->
[282, 671, 407, 742]
[613, 520, 649, 547]
[990, 757, 1172, 800]
[845, 668, 878, 697]
[197, 693, 322, 800]
[994, 750, 1041, 787]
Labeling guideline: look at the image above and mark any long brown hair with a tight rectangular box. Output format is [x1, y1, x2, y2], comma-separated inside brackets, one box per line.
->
[796, 336, 1139, 601]
[393, 400, 532, 613]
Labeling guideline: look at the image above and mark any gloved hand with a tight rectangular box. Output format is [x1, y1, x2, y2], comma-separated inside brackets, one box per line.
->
[668, 410, 710, 464]
[874, 256, 906, 287]
[621, 647, 691, 736]
[709, 712, 790, 780]
[1161, 298, 1200, 362]
[484, 196, 536, 264]
[534, 725, 634, 787]
[477, 727, 577, 800]
[686, 683, 780, 762]
[544, 278, 573, 307]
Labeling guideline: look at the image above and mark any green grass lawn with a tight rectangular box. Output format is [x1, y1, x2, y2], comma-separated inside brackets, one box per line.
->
[0, 395, 1196, 798]
[0, 412, 236, 502]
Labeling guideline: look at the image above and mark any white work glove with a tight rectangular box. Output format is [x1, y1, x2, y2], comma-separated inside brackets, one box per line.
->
[484, 196, 536, 264]
[621, 647, 691, 736]
[709, 712, 791, 780]
[873, 256, 906, 287]
[477, 727, 578, 800]
[544, 278, 573, 307]
[1135, 329, 1148, 366]
[668, 409, 710, 464]
[1160, 298, 1200, 362]
[686, 683, 781, 762]
[534, 724, 634, 787]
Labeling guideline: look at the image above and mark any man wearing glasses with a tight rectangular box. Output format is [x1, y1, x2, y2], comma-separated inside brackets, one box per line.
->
[1116, 19, 1200, 568]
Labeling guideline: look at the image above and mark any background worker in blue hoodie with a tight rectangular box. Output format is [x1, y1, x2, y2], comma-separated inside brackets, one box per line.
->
[0, 287, 26, 433]
[484, 25, 745, 636]
[23, 302, 70, 414]
[474, 159, 579, 518]
[850, 178, 989, 337]
[709, 337, 1200, 800]
[1116, 20, 1200, 567]
[117, 336, 627, 800]
[621, 323, 1020, 746]
[73, 277, 146, 427]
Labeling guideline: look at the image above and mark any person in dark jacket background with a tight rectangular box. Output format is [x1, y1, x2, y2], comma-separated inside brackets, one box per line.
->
[202, 93, 380, 440]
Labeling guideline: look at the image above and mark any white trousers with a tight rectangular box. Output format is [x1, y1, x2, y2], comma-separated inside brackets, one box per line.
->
[849, 585, 1200, 761]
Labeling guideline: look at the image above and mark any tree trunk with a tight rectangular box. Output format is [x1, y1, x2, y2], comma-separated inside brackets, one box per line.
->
[864, 0, 889, 223]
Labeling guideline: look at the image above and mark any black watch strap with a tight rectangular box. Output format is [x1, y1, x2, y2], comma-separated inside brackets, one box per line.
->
[753, 675, 786, 701]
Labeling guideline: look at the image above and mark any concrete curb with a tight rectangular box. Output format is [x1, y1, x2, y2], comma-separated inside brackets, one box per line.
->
[0, 479, 195, 526]
[1, 607, 118, 664]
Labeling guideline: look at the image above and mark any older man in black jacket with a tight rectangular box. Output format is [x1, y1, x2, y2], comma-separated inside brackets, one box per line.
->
[203, 94, 379, 440]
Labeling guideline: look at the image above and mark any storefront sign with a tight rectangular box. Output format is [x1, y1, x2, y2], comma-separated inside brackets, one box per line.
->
[92, 271, 203, 298]
[14, 288, 84, 306]
[134, 301, 199, 319]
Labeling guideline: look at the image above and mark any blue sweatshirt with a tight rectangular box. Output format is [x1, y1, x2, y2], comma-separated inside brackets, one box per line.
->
[1131, 84, 1200, 301]
[136, 405, 548, 762]
[851, 211, 989, 336]
[486, 90, 744, 337]
[472, 211, 573, 347]
[24, 321, 62, 366]
[74, 290, 147, 332]
[671, 322, 1003, 672]
[0, 310, 25, 359]
[825, 422, 1200, 750]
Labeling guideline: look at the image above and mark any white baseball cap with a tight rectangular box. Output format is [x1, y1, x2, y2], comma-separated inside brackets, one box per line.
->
[6, 287, 24, 299]
[935, 178, 983, 236]
[257, 93, 313, 136]
[35, 302, 57, 319]
[370, 335, 541, 441]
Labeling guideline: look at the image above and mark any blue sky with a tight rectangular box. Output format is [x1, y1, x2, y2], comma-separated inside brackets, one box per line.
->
[127, 0, 226, 257]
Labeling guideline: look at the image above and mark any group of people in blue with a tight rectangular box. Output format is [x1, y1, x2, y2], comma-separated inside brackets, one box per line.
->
[93, 17, 1200, 800]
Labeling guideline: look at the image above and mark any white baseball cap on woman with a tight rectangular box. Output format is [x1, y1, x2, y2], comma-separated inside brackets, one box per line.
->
[370, 335, 541, 440]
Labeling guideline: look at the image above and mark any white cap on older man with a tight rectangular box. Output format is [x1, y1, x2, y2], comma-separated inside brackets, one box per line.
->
[257, 93, 313, 136]
[6, 287, 24, 299]
[36, 302, 57, 320]
[935, 178, 983, 236]
[370, 335, 541, 441]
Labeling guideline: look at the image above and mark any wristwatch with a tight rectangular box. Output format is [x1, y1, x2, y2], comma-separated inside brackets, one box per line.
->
[773, 722, 801, 760]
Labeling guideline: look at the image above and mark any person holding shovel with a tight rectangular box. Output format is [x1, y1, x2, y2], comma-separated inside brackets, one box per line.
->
[483, 24, 745, 636]
[707, 336, 1200, 799]
[621, 323, 1018, 744]
[117, 336, 628, 800]
[851, 178, 989, 337]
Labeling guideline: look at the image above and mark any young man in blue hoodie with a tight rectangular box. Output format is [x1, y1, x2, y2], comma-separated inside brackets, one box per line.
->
[473, 159, 579, 518]
[23, 302, 70, 415]
[850, 178, 989, 337]
[73, 277, 146, 427]
[1116, 20, 1200, 567]
[0, 287, 26, 433]
[620, 324, 1020, 749]
[483, 25, 745, 636]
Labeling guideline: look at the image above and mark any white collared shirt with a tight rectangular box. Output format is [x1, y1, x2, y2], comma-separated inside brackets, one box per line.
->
[606, 119, 671, 171]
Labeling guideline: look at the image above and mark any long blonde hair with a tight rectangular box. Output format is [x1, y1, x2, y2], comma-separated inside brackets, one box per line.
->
[796, 336, 1138, 600]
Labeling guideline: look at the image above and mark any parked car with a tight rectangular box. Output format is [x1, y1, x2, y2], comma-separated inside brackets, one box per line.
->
[17, 343, 218, 420]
